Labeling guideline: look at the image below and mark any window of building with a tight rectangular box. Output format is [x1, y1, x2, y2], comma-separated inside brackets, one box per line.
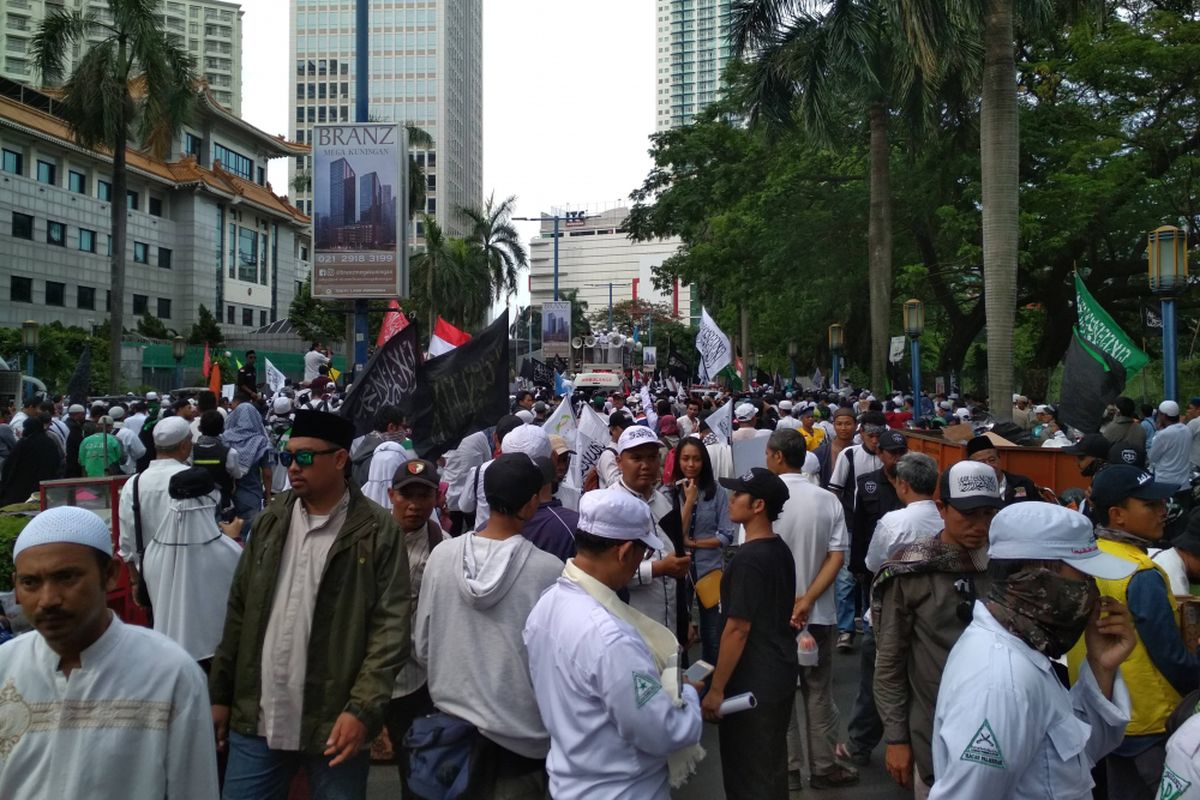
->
[98, 179, 112, 201]
[106, 235, 112, 256]
[79, 228, 96, 252]
[300, 245, 309, 261]
[45, 281, 64, 306]
[256, 166, 265, 185]
[426, 174, 435, 191]
[46, 220, 65, 246]
[127, 190, 139, 211]
[77, 286, 95, 310]
[259, 310, 267, 327]
[1, 148, 22, 175]
[213, 143, 253, 180]
[149, 196, 163, 217]
[11, 212, 32, 240]
[237, 227, 258, 282]
[133, 241, 149, 263]
[226, 304, 235, 324]
[427, 152, 436, 168]
[158, 247, 172, 268]
[133, 294, 148, 315]
[35, 159, 55, 185]
[10, 276, 31, 302]
[427, 197, 436, 213]
[106, 290, 111, 311]
[68, 170, 86, 194]
[157, 298, 171, 319]
[242, 307, 253, 326]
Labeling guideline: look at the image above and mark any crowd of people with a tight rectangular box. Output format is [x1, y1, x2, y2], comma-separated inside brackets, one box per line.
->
[4, 367, 1200, 799]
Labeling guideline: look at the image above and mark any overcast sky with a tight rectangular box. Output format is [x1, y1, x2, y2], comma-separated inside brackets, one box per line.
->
[240, 0, 659, 309]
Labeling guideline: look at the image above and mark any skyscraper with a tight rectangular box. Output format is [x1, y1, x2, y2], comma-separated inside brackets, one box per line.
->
[289, 0, 483, 239]
[1, 0, 244, 114]
[655, 0, 733, 132]
[322, 157, 355, 247]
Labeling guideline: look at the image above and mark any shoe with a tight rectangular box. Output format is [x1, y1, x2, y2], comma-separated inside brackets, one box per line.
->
[836, 632, 854, 652]
[835, 741, 870, 767]
[788, 769, 804, 791]
[810, 765, 860, 789]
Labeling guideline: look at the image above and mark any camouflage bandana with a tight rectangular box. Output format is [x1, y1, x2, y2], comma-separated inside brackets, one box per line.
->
[985, 568, 1099, 658]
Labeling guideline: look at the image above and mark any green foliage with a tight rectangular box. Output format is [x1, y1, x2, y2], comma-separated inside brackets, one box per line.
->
[288, 277, 345, 345]
[459, 193, 529, 301]
[410, 217, 492, 334]
[187, 304, 224, 347]
[0, 323, 111, 395]
[0, 515, 32, 591]
[136, 312, 173, 340]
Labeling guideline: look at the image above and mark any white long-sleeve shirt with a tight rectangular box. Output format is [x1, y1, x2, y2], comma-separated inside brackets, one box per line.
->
[865, 499, 945, 574]
[0, 615, 218, 800]
[929, 603, 1130, 799]
[524, 579, 702, 800]
[118, 459, 191, 564]
[113, 424, 146, 474]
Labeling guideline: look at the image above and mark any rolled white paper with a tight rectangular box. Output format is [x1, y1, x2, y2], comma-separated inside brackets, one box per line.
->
[719, 692, 757, 715]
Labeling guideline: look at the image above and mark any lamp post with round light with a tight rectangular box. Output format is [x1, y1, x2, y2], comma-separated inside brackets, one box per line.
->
[788, 340, 798, 388]
[828, 324, 844, 390]
[1148, 225, 1188, 403]
[903, 299, 925, 405]
[172, 335, 187, 389]
[21, 320, 39, 384]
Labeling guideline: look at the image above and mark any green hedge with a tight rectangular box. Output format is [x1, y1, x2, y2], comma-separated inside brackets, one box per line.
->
[0, 516, 32, 592]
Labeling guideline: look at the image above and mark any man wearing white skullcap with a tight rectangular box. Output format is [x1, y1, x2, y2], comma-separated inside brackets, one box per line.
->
[0, 507, 218, 799]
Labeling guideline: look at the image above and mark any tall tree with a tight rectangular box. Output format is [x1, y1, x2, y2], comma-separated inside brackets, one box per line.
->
[410, 216, 491, 333]
[33, 0, 196, 392]
[460, 193, 529, 301]
[731, 0, 973, 393]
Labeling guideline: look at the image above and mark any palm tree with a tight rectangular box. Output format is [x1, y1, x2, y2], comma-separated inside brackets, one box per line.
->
[404, 124, 434, 221]
[410, 216, 490, 333]
[32, 1, 196, 392]
[731, 0, 973, 394]
[460, 193, 529, 301]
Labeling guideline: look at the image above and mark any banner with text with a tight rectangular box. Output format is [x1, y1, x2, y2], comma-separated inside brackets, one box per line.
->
[696, 308, 732, 383]
[570, 405, 611, 489]
[338, 322, 420, 437]
[1075, 273, 1148, 375]
[312, 124, 409, 299]
[409, 312, 510, 461]
[541, 300, 572, 364]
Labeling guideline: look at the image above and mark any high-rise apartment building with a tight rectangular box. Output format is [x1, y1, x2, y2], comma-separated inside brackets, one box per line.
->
[655, 0, 733, 132]
[289, 0, 483, 239]
[1, 0, 243, 114]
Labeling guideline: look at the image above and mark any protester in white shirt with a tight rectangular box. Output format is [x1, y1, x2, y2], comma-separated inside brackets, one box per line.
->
[470, 422, 552, 531]
[775, 400, 802, 431]
[596, 411, 634, 489]
[677, 398, 702, 439]
[765, 429, 859, 790]
[1160, 712, 1200, 800]
[2, 506, 218, 799]
[524, 488, 704, 800]
[865, 453, 945, 574]
[108, 406, 146, 474]
[304, 341, 331, 382]
[929, 503, 1137, 798]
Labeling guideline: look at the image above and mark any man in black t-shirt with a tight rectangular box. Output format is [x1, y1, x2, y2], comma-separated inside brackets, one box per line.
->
[236, 350, 259, 399]
[702, 467, 797, 800]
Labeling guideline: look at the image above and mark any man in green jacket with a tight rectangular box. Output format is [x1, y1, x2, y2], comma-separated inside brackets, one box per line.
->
[210, 409, 410, 799]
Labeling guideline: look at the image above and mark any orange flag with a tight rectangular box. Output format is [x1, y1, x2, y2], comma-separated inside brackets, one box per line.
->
[208, 361, 221, 396]
[202, 342, 212, 378]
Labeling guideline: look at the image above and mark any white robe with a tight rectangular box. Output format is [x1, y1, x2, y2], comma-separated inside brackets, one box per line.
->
[361, 441, 412, 508]
[0, 615, 218, 799]
[143, 491, 243, 660]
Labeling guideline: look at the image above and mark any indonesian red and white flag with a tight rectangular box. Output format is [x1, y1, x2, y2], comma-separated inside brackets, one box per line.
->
[429, 317, 471, 357]
[376, 299, 410, 347]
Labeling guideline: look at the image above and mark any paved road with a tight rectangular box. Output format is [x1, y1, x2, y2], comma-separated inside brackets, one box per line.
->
[366, 637, 909, 799]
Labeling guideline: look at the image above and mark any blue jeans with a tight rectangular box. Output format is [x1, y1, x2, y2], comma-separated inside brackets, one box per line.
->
[834, 565, 857, 634]
[222, 731, 369, 800]
[698, 602, 722, 666]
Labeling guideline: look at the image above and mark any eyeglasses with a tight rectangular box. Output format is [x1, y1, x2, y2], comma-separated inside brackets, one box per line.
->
[278, 447, 339, 468]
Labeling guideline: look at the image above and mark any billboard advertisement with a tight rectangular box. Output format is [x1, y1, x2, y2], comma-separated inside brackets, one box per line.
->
[312, 124, 409, 299]
[541, 300, 571, 363]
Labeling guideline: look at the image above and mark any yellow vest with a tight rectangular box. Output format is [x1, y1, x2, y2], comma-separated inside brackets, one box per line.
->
[1066, 539, 1180, 737]
[800, 426, 825, 452]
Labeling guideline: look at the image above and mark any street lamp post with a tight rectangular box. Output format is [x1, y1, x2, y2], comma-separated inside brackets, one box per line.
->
[1148, 225, 1189, 403]
[172, 335, 186, 389]
[828, 324, 844, 390]
[21, 320, 38, 384]
[904, 299, 925, 405]
[788, 341, 798, 388]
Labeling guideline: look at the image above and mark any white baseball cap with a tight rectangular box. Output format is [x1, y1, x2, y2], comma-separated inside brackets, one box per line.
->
[939, 461, 1003, 511]
[1159, 400, 1181, 417]
[735, 402, 757, 422]
[988, 503, 1136, 580]
[616, 424, 661, 454]
[578, 487, 662, 552]
[501, 423, 551, 460]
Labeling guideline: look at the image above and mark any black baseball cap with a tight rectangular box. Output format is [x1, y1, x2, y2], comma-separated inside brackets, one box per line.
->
[392, 459, 439, 490]
[609, 411, 634, 430]
[878, 430, 909, 452]
[719, 468, 790, 517]
[1107, 441, 1147, 469]
[484, 453, 544, 513]
[1090, 465, 1175, 514]
[1063, 433, 1111, 460]
[1176, 513, 1200, 556]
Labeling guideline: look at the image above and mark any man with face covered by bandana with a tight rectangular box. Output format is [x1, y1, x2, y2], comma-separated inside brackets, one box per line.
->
[1066, 465, 1200, 799]
[929, 503, 1137, 799]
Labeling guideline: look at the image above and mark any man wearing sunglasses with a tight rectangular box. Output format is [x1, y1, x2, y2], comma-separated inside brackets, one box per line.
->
[871, 460, 1002, 798]
[210, 409, 410, 799]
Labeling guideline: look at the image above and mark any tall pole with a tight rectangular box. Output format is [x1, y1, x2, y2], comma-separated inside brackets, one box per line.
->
[1163, 297, 1178, 402]
[910, 337, 922, 407]
[740, 304, 750, 388]
[608, 283, 613, 330]
[25, 350, 34, 380]
[352, 0, 370, 381]
[832, 349, 841, 389]
[552, 215, 560, 301]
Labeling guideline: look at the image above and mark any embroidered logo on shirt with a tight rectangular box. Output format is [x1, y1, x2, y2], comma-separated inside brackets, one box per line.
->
[960, 719, 1005, 769]
[1158, 766, 1192, 800]
[632, 671, 662, 708]
[864, 481, 877, 494]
